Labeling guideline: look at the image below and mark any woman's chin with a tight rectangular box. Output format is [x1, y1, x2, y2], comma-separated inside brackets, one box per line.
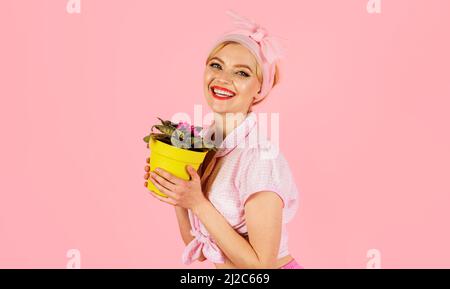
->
[206, 98, 230, 111]
[210, 104, 232, 114]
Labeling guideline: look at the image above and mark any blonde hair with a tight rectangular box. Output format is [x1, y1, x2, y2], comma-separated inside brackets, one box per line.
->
[206, 41, 279, 106]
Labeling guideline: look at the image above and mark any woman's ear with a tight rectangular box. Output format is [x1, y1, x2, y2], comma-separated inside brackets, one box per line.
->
[254, 85, 262, 102]
[252, 95, 259, 105]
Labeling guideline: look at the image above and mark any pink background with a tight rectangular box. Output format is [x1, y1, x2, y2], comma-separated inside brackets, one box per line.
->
[1, 0, 449, 268]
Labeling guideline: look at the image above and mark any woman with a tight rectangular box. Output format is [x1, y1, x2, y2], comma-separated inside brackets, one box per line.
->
[144, 11, 302, 269]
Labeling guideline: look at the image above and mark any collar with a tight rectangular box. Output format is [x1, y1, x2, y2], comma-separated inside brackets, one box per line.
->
[201, 112, 258, 158]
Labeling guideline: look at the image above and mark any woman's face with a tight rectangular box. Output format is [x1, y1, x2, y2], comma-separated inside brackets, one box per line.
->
[204, 43, 261, 115]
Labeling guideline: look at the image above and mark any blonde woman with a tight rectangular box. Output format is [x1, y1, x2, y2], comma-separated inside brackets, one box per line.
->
[144, 11, 302, 269]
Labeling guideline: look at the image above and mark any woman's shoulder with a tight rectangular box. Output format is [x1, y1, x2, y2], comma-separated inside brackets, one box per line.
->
[236, 140, 299, 222]
[236, 137, 295, 187]
[239, 137, 287, 166]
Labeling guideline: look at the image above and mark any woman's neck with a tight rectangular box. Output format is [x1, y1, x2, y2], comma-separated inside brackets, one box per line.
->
[213, 112, 248, 140]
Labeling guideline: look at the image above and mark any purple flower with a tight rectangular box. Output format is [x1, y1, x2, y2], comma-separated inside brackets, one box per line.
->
[192, 126, 201, 137]
[176, 121, 189, 130]
[175, 121, 201, 137]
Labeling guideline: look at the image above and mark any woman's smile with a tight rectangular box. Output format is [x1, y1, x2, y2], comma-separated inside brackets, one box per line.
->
[210, 85, 237, 100]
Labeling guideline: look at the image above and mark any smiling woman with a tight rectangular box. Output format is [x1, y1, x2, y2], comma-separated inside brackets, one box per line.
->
[204, 41, 280, 112]
[203, 43, 260, 115]
[144, 10, 302, 269]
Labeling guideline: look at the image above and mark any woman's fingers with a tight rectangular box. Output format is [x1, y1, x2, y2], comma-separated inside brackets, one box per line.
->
[153, 168, 185, 186]
[149, 190, 177, 206]
[144, 158, 151, 180]
[144, 181, 148, 187]
[144, 157, 151, 181]
[150, 172, 176, 193]
[149, 175, 178, 200]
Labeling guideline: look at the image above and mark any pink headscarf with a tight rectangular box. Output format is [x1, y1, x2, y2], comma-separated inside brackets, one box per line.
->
[210, 10, 285, 104]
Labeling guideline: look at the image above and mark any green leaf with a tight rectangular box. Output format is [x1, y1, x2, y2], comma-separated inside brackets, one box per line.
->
[146, 117, 216, 152]
[153, 124, 176, 135]
[157, 117, 175, 127]
[170, 130, 190, 149]
[192, 136, 203, 149]
[150, 133, 171, 144]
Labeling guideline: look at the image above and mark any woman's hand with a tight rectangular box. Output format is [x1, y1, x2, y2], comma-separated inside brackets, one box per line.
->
[148, 166, 208, 211]
[144, 156, 151, 188]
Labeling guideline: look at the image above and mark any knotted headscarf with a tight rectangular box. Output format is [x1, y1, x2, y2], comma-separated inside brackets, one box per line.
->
[210, 10, 285, 104]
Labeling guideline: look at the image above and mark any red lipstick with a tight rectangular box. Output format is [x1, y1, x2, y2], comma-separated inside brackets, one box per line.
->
[210, 86, 236, 100]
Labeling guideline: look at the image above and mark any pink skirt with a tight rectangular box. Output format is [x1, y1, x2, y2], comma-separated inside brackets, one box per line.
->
[279, 258, 304, 269]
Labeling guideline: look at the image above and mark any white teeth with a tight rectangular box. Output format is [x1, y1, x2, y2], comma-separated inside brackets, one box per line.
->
[213, 88, 235, 97]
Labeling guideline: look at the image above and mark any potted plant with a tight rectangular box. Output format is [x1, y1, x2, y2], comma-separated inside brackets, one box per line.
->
[143, 118, 216, 197]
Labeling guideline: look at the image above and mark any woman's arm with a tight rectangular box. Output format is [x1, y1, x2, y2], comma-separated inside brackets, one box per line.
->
[144, 157, 206, 261]
[149, 166, 282, 267]
[174, 206, 194, 245]
[192, 191, 283, 268]
[174, 206, 206, 261]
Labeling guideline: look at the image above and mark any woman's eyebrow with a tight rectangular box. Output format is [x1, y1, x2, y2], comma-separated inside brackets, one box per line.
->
[210, 57, 254, 73]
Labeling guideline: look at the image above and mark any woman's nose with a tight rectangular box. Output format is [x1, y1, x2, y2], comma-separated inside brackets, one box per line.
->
[216, 71, 233, 84]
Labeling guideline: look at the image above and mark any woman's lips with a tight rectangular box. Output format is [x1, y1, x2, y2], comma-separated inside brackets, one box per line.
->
[210, 85, 236, 100]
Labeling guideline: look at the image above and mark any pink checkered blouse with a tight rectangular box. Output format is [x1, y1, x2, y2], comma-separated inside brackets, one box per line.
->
[182, 112, 299, 264]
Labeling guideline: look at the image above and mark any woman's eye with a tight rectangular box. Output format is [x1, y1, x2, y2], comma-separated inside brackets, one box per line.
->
[210, 63, 222, 70]
[237, 71, 250, 77]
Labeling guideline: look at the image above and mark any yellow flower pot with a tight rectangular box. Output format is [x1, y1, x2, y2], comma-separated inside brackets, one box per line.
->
[147, 135, 208, 197]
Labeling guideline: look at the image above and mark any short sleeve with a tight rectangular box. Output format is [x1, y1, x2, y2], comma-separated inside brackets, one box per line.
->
[235, 146, 299, 223]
